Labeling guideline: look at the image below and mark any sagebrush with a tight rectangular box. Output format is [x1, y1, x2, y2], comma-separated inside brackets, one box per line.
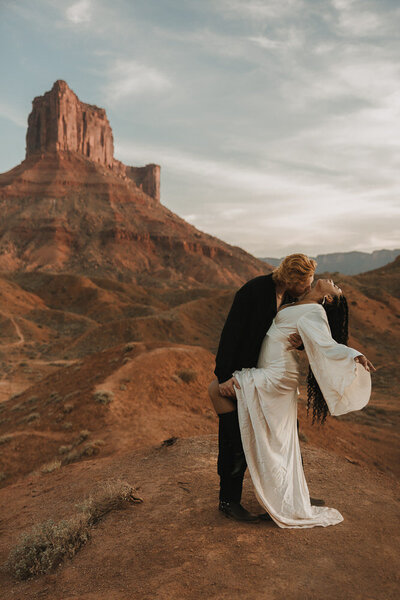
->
[5, 479, 143, 580]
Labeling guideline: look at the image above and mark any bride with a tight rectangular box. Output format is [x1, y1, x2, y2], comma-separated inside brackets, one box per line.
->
[231, 278, 374, 529]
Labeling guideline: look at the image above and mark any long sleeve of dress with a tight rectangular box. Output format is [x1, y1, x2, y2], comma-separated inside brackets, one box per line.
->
[296, 305, 371, 416]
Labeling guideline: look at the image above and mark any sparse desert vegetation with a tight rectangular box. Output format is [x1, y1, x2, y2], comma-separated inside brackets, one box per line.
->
[4, 479, 143, 580]
[177, 368, 197, 383]
[40, 459, 62, 473]
[93, 390, 114, 405]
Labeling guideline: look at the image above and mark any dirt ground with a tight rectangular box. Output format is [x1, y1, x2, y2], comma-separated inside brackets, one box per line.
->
[0, 435, 399, 600]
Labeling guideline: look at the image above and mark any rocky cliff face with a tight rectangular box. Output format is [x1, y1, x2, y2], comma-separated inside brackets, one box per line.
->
[26, 80, 114, 167]
[0, 80, 271, 287]
[25, 80, 160, 201]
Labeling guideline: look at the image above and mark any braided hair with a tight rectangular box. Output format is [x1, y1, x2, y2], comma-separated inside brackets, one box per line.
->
[306, 294, 349, 425]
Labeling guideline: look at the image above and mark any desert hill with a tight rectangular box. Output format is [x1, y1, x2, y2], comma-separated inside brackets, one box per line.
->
[0, 268, 399, 491]
[0, 339, 217, 484]
[0, 80, 270, 287]
[352, 254, 400, 298]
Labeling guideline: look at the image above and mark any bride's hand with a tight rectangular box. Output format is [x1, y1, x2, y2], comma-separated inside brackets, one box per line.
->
[355, 355, 376, 372]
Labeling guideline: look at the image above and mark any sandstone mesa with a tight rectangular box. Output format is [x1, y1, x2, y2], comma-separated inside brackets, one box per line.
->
[26, 79, 160, 201]
[0, 80, 269, 286]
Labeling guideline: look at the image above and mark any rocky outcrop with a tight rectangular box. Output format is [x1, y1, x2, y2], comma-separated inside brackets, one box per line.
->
[26, 80, 114, 167]
[0, 150, 269, 287]
[112, 159, 160, 202]
[25, 80, 160, 201]
[0, 81, 271, 286]
[125, 165, 160, 203]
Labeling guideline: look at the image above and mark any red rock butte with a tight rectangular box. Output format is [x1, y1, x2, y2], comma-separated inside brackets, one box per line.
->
[0, 80, 270, 286]
[26, 79, 160, 201]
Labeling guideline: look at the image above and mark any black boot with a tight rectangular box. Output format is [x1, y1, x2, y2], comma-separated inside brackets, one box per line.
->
[217, 410, 258, 522]
[217, 409, 247, 501]
[219, 500, 260, 522]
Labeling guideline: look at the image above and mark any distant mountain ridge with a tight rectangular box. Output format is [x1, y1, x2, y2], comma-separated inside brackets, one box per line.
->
[258, 249, 400, 275]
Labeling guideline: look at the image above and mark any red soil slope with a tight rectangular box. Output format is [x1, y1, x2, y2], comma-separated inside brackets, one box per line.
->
[0, 437, 398, 600]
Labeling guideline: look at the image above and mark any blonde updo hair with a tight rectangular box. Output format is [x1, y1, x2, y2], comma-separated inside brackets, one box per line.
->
[272, 253, 317, 285]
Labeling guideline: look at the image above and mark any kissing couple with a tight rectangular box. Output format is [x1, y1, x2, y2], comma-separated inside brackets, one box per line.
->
[208, 253, 374, 528]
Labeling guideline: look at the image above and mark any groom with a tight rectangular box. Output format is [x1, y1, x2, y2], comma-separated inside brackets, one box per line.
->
[209, 253, 324, 522]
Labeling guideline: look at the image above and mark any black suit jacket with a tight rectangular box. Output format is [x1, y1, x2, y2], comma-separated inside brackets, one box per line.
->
[214, 273, 297, 384]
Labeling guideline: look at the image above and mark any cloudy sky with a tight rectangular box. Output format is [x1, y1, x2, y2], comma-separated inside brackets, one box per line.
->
[1, 0, 399, 257]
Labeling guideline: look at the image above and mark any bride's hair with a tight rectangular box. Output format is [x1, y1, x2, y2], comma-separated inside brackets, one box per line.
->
[307, 294, 349, 425]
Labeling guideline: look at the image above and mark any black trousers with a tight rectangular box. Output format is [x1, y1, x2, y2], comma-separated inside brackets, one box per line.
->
[217, 409, 247, 502]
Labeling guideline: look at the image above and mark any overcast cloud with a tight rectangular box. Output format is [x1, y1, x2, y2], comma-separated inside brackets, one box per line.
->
[0, 0, 399, 256]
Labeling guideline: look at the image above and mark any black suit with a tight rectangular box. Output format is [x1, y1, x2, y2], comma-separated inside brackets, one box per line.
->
[214, 273, 295, 387]
[214, 272, 299, 504]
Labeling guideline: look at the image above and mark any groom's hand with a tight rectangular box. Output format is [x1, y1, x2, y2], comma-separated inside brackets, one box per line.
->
[287, 333, 303, 351]
[219, 376, 241, 398]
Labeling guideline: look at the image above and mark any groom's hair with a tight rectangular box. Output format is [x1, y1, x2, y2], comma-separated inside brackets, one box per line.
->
[272, 253, 317, 285]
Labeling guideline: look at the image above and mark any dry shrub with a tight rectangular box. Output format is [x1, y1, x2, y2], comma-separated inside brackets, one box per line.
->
[26, 396, 39, 405]
[5, 479, 143, 580]
[45, 392, 63, 405]
[124, 342, 136, 352]
[177, 368, 197, 383]
[58, 431, 91, 458]
[40, 460, 62, 473]
[58, 445, 73, 455]
[5, 515, 90, 580]
[75, 429, 90, 443]
[0, 434, 12, 445]
[19, 412, 40, 424]
[76, 479, 142, 524]
[62, 440, 104, 465]
[93, 390, 114, 405]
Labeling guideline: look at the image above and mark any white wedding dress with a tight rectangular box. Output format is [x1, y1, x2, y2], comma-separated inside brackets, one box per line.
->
[232, 302, 371, 529]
